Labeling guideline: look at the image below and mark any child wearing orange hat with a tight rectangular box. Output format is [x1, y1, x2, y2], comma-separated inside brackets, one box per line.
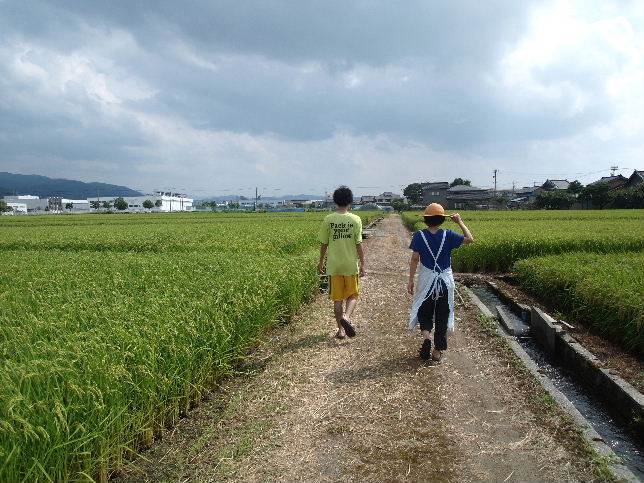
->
[407, 203, 473, 361]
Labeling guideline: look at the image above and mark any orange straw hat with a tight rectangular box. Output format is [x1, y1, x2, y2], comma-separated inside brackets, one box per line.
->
[423, 203, 445, 217]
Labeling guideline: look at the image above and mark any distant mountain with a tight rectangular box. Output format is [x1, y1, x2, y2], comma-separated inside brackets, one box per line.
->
[0, 172, 143, 199]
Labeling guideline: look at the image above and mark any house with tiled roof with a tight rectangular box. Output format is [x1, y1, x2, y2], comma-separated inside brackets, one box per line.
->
[421, 182, 449, 205]
[541, 179, 570, 191]
[623, 169, 644, 189]
[587, 174, 627, 190]
[446, 184, 493, 209]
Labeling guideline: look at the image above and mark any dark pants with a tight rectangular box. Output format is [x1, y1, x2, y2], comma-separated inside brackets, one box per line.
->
[417, 289, 449, 350]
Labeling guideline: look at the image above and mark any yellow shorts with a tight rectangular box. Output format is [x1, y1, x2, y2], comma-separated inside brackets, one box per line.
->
[329, 275, 359, 301]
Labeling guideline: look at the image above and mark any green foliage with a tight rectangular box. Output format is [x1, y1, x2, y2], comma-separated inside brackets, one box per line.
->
[567, 180, 583, 194]
[89, 200, 100, 209]
[535, 190, 575, 209]
[102, 200, 112, 209]
[114, 197, 128, 211]
[391, 199, 410, 211]
[143, 199, 154, 209]
[515, 252, 644, 355]
[607, 184, 644, 209]
[403, 183, 424, 204]
[0, 211, 380, 481]
[450, 178, 471, 187]
[580, 183, 611, 209]
[0, 200, 9, 212]
[154, 199, 162, 208]
[65, 202, 74, 210]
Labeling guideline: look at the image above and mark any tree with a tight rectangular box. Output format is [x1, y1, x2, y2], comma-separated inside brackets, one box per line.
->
[535, 191, 574, 209]
[579, 183, 610, 209]
[154, 199, 163, 208]
[114, 197, 128, 211]
[607, 185, 644, 209]
[65, 202, 74, 210]
[90, 200, 100, 210]
[450, 178, 471, 187]
[391, 199, 410, 212]
[567, 180, 583, 195]
[494, 195, 510, 208]
[0, 200, 9, 212]
[102, 200, 112, 209]
[403, 183, 425, 204]
[143, 199, 154, 209]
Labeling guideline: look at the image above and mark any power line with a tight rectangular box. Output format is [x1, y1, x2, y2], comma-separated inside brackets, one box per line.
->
[497, 167, 627, 177]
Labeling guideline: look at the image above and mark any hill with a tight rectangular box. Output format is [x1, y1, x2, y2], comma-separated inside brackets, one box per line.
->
[0, 172, 143, 199]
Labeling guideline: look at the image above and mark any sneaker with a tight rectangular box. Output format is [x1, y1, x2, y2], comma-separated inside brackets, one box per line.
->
[419, 339, 432, 360]
[340, 318, 356, 338]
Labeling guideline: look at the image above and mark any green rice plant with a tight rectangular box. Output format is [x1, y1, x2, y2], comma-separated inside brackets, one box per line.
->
[0, 211, 382, 255]
[401, 210, 644, 272]
[0, 211, 380, 481]
[514, 252, 644, 355]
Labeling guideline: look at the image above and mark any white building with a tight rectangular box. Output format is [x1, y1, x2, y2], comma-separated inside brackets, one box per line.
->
[86, 192, 194, 212]
[62, 199, 90, 211]
[3, 195, 49, 212]
[6, 202, 27, 213]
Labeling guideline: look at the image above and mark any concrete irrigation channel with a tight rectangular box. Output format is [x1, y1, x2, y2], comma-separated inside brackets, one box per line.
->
[461, 281, 644, 481]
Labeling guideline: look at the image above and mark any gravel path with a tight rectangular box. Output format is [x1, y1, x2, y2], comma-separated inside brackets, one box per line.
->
[119, 215, 595, 482]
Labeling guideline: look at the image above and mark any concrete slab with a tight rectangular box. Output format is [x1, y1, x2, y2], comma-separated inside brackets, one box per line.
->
[496, 305, 530, 337]
[531, 307, 565, 354]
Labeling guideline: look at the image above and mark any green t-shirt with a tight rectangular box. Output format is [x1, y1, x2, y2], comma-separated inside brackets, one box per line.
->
[318, 212, 363, 276]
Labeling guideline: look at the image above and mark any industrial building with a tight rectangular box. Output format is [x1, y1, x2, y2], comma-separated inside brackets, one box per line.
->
[86, 192, 193, 212]
[3, 195, 50, 212]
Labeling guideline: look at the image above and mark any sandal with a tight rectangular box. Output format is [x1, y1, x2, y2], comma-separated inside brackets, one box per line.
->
[431, 349, 443, 362]
[335, 330, 346, 340]
[340, 318, 356, 338]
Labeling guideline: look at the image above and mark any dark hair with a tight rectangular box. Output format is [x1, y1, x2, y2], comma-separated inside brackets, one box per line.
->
[333, 186, 353, 207]
[424, 215, 445, 227]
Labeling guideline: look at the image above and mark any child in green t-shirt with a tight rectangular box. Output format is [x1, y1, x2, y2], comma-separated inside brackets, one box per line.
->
[318, 186, 365, 339]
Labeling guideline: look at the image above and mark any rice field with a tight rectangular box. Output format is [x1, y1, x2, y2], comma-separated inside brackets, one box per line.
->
[515, 252, 644, 355]
[0, 211, 379, 481]
[401, 210, 644, 272]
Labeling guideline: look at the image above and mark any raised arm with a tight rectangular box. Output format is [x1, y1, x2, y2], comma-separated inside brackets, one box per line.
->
[450, 213, 474, 244]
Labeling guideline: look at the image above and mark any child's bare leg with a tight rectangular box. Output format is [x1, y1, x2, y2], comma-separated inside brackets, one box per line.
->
[421, 329, 431, 340]
[344, 295, 358, 321]
[334, 301, 345, 333]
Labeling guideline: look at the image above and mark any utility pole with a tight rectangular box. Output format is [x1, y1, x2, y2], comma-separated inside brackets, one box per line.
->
[493, 169, 498, 197]
[610, 165, 619, 176]
[512, 181, 516, 193]
[255, 187, 258, 212]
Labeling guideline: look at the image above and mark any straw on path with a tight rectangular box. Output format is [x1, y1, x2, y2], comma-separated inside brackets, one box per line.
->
[119, 215, 595, 482]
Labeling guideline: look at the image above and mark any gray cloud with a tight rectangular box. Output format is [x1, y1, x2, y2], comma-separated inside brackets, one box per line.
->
[0, 0, 642, 193]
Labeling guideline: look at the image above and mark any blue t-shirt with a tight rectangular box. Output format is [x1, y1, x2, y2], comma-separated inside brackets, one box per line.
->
[409, 229, 464, 271]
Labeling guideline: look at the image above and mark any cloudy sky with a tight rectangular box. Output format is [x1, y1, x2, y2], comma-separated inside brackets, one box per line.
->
[1, 0, 643, 197]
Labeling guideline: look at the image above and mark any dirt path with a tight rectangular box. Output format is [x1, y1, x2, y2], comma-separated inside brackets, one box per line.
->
[119, 215, 595, 482]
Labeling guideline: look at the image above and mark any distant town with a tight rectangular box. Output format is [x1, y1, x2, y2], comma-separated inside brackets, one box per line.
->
[1, 169, 642, 215]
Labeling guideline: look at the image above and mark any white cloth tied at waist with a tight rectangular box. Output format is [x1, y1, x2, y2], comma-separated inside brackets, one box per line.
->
[408, 230, 456, 332]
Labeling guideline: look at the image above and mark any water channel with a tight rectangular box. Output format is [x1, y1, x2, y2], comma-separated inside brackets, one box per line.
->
[469, 284, 644, 479]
